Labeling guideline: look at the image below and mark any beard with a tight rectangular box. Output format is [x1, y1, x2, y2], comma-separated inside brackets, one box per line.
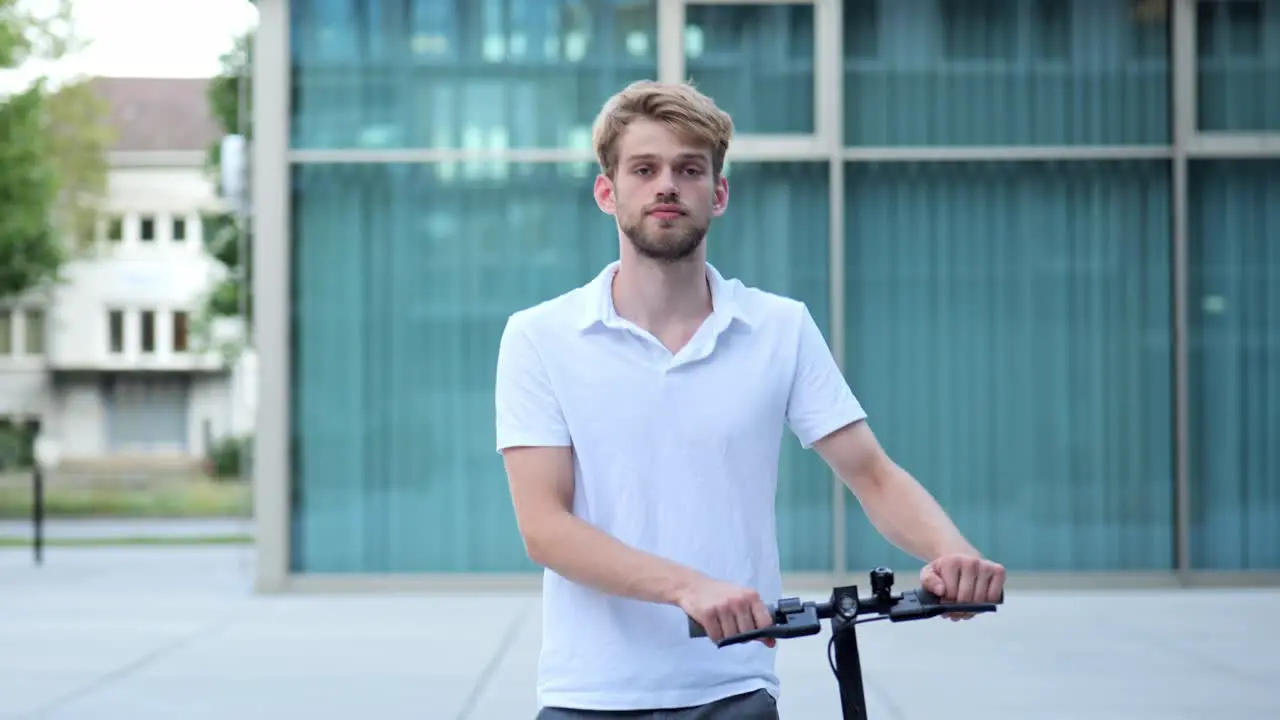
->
[619, 208, 709, 263]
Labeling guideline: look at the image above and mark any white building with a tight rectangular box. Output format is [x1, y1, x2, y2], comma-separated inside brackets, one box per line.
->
[0, 77, 254, 470]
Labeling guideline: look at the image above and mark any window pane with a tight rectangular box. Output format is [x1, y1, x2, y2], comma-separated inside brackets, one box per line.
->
[289, 0, 657, 150]
[140, 311, 155, 353]
[683, 4, 815, 135]
[1196, 0, 1280, 132]
[140, 217, 155, 242]
[843, 159, 1174, 572]
[1189, 159, 1280, 570]
[173, 312, 189, 352]
[173, 217, 186, 241]
[843, 0, 1170, 146]
[290, 160, 832, 573]
[108, 310, 124, 353]
[23, 310, 43, 354]
[0, 312, 11, 355]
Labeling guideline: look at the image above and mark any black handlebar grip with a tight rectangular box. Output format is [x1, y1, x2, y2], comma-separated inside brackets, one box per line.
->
[688, 616, 708, 638]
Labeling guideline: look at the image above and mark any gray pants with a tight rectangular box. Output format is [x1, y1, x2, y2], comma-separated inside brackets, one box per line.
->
[536, 689, 778, 719]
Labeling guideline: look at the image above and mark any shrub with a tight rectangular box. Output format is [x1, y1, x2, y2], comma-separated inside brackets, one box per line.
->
[206, 435, 252, 480]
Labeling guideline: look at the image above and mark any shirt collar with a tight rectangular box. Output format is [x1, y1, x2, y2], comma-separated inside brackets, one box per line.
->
[576, 260, 753, 333]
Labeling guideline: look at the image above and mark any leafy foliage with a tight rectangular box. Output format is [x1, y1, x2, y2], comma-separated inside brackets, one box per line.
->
[0, 81, 62, 299]
[0, 0, 111, 301]
[193, 31, 253, 359]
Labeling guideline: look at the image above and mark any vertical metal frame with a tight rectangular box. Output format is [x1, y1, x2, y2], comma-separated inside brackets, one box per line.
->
[659, 0, 836, 155]
[253, 0, 291, 592]
[819, 0, 846, 577]
[1171, 0, 1194, 580]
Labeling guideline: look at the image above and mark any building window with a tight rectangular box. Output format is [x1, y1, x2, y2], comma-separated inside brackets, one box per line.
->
[106, 216, 124, 242]
[140, 216, 156, 242]
[172, 217, 186, 241]
[172, 311, 189, 352]
[108, 310, 124, 353]
[1198, 0, 1263, 57]
[140, 310, 156, 353]
[0, 310, 11, 355]
[940, 0, 1018, 59]
[23, 309, 44, 355]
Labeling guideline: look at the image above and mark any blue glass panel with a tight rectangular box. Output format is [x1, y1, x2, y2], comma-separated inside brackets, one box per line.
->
[842, 159, 1175, 573]
[842, 0, 1170, 146]
[289, 0, 658, 149]
[1189, 159, 1280, 571]
[290, 161, 833, 573]
[1196, 0, 1280, 132]
[683, 5, 815, 134]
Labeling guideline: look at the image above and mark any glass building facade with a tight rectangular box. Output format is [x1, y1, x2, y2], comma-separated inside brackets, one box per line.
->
[251, 0, 1280, 587]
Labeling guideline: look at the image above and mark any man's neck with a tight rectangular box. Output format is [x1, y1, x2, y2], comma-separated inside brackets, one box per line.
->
[611, 253, 712, 333]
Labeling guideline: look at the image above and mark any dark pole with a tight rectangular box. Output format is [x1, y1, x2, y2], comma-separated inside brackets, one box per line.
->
[32, 464, 44, 566]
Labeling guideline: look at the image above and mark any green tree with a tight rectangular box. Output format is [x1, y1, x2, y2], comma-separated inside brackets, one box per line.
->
[194, 31, 252, 362]
[0, 0, 111, 301]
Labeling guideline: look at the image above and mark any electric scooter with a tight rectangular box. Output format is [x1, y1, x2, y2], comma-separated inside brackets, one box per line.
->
[687, 567, 1002, 720]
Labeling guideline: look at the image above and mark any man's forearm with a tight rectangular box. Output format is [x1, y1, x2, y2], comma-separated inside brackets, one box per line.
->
[852, 463, 980, 562]
[525, 512, 706, 606]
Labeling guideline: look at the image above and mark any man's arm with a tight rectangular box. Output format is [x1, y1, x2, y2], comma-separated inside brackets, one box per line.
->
[811, 420, 976, 562]
[784, 302, 1003, 607]
[495, 317, 772, 642]
[502, 444, 703, 605]
[785, 302, 976, 561]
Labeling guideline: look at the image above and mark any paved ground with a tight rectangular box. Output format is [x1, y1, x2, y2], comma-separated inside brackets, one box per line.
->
[0, 518, 252, 541]
[1, 546, 1277, 720]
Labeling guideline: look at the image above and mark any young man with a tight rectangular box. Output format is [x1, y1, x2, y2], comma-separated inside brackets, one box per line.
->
[495, 81, 1005, 719]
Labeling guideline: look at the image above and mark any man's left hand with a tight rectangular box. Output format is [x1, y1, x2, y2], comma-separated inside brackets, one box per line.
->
[919, 554, 1006, 621]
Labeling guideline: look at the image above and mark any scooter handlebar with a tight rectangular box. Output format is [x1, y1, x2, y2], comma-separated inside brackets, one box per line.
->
[688, 585, 1002, 646]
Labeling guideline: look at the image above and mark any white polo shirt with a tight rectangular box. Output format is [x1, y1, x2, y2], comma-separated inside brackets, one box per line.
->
[494, 260, 867, 711]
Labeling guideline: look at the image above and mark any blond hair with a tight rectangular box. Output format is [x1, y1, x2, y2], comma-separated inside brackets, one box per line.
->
[591, 80, 734, 179]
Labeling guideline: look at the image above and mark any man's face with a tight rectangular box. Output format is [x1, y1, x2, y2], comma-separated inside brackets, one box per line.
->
[594, 118, 728, 263]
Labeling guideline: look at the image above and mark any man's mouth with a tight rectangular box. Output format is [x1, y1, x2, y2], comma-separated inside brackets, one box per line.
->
[648, 205, 684, 220]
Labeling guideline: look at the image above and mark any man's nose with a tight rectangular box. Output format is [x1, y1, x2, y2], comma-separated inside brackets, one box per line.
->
[653, 168, 679, 194]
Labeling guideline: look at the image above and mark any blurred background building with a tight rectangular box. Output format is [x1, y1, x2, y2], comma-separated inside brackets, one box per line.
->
[0, 77, 254, 472]
[251, 0, 1279, 589]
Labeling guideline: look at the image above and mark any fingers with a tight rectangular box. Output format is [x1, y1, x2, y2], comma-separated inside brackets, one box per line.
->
[929, 554, 1006, 622]
[699, 612, 727, 643]
[920, 566, 946, 597]
[941, 559, 962, 602]
[984, 563, 1006, 603]
[750, 597, 775, 647]
[695, 586, 770, 644]
[954, 561, 978, 603]
[726, 606, 750, 639]
[750, 597, 775, 631]
[945, 558, 979, 622]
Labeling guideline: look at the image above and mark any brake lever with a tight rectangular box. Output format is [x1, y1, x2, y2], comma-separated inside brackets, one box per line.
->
[688, 598, 823, 645]
[716, 627, 772, 648]
[891, 589, 1002, 621]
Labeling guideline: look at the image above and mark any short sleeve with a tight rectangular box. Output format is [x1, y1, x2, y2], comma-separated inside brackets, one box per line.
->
[494, 315, 572, 453]
[785, 303, 868, 449]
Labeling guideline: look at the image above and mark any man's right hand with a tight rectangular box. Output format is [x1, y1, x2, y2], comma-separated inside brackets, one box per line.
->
[677, 577, 776, 647]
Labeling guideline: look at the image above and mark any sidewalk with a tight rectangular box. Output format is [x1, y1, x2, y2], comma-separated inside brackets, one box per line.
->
[1, 546, 1277, 719]
[0, 518, 252, 541]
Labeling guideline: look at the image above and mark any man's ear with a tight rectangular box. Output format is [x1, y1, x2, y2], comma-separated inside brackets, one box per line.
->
[593, 174, 617, 215]
[711, 174, 729, 217]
